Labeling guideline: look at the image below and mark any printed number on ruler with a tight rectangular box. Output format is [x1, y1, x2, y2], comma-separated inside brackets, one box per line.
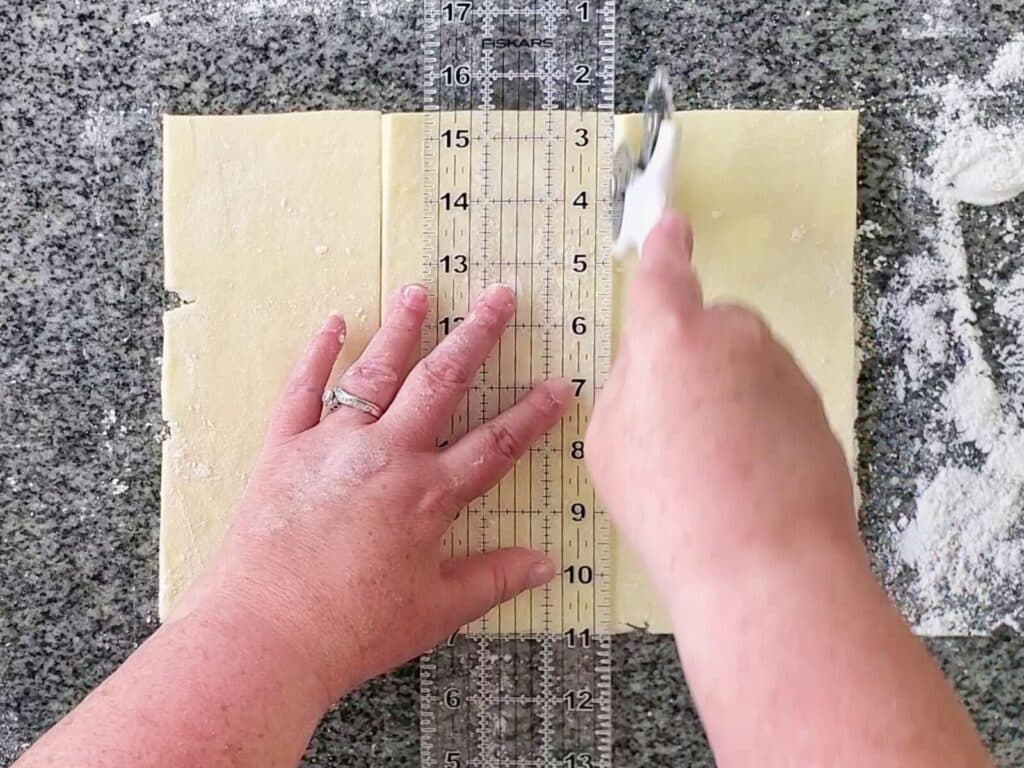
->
[427, 19, 611, 641]
[420, 0, 615, 766]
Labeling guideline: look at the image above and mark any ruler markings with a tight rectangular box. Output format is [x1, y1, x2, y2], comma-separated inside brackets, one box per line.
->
[539, 5, 556, 763]
[496, 14, 505, 643]
[421, 6, 439, 764]
[528, 88, 537, 639]
[466, 56, 475, 751]
[422, 1, 613, 764]
[477, 9, 494, 763]
[560, 18, 570, 763]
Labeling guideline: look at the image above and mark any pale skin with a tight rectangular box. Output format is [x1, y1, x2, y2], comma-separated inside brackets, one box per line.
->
[15, 214, 992, 767]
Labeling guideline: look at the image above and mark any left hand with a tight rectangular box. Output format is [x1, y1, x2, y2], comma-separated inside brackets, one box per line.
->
[170, 283, 568, 703]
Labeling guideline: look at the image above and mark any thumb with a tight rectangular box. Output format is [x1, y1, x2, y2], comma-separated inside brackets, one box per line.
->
[629, 212, 702, 322]
[441, 548, 556, 627]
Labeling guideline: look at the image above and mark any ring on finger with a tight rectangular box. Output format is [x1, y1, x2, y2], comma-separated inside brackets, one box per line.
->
[322, 387, 385, 421]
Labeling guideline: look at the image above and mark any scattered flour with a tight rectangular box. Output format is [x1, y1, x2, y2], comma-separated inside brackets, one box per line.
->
[78, 103, 160, 226]
[929, 122, 1024, 206]
[206, 0, 409, 22]
[857, 219, 883, 240]
[901, 0, 961, 40]
[887, 36, 1024, 634]
[100, 408, 118, 453]
[101, 408, 117, 430]
[80, 108, 127, 155]
[134, 10, 163, 27]
[191, 462, 213, 480]
[905, 296, 949, 383]
[986, 34, 1024, 89]
[993, 269, 1024, 383]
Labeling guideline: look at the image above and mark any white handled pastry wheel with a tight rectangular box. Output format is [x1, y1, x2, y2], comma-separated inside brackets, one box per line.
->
[612, 67, 680, 255]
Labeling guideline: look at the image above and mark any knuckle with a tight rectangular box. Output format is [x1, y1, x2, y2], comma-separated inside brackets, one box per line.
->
[484, 421, 523, 462]
[385, 305, 423, 333]
[490, 563, 511, 605]
[426, 475, 456, 512]
[649, 305, 693, 343]
[344, 358, 400, 390]
[679, 218, 695, 253]
[328, 437, 392, 484]
[422, 353, 472, 388]
[685, 275, 704, 307]
[470, 303, 506, 333]
[284, 376, 321, 400]
[721, 305, 770, 346]
[529, 388, 563, 418]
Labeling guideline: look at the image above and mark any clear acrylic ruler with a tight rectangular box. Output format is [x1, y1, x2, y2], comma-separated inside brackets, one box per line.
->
[419, 1, 615, 767]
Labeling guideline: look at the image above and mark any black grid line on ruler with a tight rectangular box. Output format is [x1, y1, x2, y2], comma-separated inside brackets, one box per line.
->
[420, 1, 615, 766]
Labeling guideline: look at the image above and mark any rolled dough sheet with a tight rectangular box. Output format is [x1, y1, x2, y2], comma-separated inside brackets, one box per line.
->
[610, 111, 858, 631]
[161, 110, 857, 633]
[160, 111, 382, 616]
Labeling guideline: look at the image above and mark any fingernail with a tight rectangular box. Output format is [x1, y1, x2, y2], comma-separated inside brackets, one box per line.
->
[402, 283, 428, 309]
[534, 379, 574, 415]
[657, 211, 686, 238]
[546, 378, 575, 404]
[642, 213, 694, 265]
[321, 314, 345, 334]
[479, 283, 516, 312]
[528, 558, 557, 588]
[646, 212, 687, 249]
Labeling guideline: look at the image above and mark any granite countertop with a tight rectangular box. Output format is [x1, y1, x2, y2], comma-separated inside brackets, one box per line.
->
[3, 1, 1024, 764]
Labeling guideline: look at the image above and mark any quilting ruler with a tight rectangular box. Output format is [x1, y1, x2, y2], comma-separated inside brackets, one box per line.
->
[419, 1, 615, 766]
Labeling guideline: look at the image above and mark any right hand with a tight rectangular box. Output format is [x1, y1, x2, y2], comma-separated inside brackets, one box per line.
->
[587, 213, 859, 600]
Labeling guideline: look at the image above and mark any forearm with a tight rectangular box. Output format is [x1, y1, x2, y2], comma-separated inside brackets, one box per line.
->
[15, 597, 331, 768]
[669, 532, 991, 768]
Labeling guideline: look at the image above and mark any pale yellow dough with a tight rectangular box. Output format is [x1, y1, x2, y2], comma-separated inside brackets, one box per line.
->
[161, 109, 857, 632]
[160, 112, 382, 613]
[611, 111, 858, 630]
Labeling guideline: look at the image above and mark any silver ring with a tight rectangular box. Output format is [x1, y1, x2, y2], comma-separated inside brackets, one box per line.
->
[322, 387, 384, 421]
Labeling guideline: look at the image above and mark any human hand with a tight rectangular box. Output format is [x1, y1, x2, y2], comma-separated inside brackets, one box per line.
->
[172, 283, 568, 704]
[587, 214, 858, 602]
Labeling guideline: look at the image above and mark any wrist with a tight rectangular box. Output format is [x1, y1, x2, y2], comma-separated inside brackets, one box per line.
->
[661, 518, 871, 635]
[177, 529, 380, 703]
[169, 582, 341, 716]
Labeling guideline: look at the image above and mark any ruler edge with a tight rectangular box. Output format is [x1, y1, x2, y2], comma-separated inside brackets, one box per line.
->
[421, 1, 617, 766]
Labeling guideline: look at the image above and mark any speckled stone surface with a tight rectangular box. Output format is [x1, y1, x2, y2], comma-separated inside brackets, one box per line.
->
[2, 1, 1024, 765]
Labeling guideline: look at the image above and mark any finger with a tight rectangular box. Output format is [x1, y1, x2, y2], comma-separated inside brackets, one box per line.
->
[330, 284, 429, 426]
[643, 210, 694, 264]
[630, 212, 703, 323]
[268, 314, 346, 439]
[386, 283, 516, 442]
[703, 302, 771, 345]
[442, 379, 572, 505]
[441, 548, 556, 627]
